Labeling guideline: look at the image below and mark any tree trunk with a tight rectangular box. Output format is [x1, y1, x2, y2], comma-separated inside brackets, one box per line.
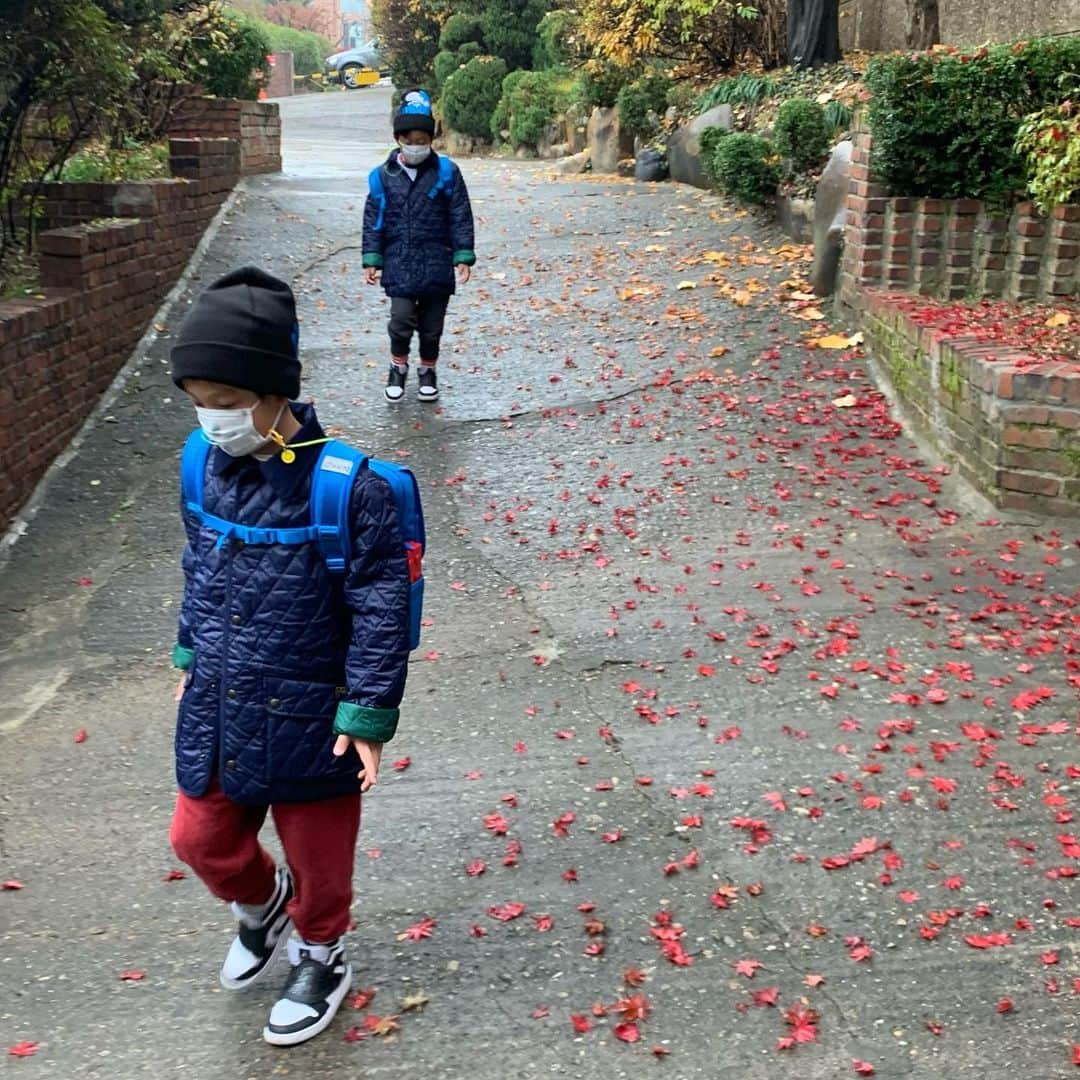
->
[905, 0, 941, 50]
[786, 0, 841, 70]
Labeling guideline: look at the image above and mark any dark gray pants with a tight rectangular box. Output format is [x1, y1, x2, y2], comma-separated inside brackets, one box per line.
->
[388, 295, 450, 362]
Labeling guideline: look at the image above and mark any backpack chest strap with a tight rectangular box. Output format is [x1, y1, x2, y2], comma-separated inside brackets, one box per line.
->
[187, 503, 328, 551]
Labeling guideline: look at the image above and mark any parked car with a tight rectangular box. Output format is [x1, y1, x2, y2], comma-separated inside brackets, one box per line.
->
[324, 42, 385, 88]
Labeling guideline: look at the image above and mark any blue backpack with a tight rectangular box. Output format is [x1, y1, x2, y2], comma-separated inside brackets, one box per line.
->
[180, 432, 426, 650]
[368, 154, 454, 232]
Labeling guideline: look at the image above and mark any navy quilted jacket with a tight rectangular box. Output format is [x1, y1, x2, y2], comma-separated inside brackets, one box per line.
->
[362, 150, 476, 297]
[173, 404, 410, 804]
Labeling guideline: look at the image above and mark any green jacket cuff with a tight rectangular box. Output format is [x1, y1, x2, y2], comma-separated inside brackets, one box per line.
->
[172, 644, 195, 670]
[453, 249, 476, 266]
[333, 701, 399, 743]
[362, 252, 383, 268]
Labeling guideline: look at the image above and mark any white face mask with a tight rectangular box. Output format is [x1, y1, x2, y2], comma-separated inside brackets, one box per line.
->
[196, 401, 284, 458]
[399, 143, 431, 166]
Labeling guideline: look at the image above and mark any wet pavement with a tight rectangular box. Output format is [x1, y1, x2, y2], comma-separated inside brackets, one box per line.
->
[1, 86, 1078, 1079]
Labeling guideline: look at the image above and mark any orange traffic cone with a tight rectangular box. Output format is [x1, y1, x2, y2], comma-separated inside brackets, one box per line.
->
[258, 88, 268, 101]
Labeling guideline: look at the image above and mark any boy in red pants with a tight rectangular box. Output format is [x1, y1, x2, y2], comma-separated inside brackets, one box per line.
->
[168, 266, 410, 1046]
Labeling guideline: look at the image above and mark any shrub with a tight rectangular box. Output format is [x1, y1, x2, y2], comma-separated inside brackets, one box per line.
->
[823, 99, 853, 135]
[698, 72, 776, 112]
[699, 124, 730, 181]
[865, 37, 1080, 202]
[577, 60, 636, 110]
[493, 70, 565, 148]
[617, 69, 672, 139]
[534, 10, 581, 70]
[198, 13, 270, 100]
[478, 0, 548, 71]
[708, 132, 780, 203]
[442, 55, 508, 139]
[1015, 100, 1080, 214]
[58, 139, 169, 183]
[434, 41, 482, 88]
[440, 14, 486, 53]
[774, 97, 831, 172]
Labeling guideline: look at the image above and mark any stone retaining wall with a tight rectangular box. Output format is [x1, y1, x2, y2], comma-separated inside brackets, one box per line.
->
[860, 288, 1080, 517]
[0, 137, 241, 531]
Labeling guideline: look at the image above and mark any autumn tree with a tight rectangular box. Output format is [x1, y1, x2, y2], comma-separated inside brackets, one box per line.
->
[905, 0, 940, 50]
[370, 0, 448, 89]
[580, 0, 786, 74]
[786, 0, 840, 69]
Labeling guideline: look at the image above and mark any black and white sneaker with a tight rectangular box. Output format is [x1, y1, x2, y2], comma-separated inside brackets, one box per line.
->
[417, 365, 439, 402]
[263, 936, 353, 1047]
[385, 364, 407, 402]
[219, 867, 294, 990]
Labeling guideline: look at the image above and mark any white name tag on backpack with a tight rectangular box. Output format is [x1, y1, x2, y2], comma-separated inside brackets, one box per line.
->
[320, 455, 354, 476]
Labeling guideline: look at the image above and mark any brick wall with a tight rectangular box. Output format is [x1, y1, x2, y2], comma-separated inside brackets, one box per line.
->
[0, 138, 239, 531]
[840, 120, 1080, 306]
[168, 98, 282, 174]
[860, 289, 1080, 517]
[267, 51, 296, 98]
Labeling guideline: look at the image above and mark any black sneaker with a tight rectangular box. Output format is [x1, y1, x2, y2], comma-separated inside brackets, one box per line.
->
[263, 936, 353, 1047]
[385, 364, 407, 402]
[417, 365, 439, 402]
[220, 867, 294, 990]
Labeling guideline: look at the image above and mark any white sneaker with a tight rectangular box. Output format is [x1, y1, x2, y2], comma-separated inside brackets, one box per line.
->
[263, 936, 352, 1047]
[219, 867, 294, 990]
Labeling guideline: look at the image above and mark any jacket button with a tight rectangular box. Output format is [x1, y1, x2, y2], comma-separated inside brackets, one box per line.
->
[269, 697, 281, 709]
[231, 614, 242, 626]
[227, 688, 237, 700]
[225, 759, 237, 770]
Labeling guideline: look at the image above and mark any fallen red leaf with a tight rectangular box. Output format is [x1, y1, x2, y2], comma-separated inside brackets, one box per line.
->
[7, 1042, 39, 1057]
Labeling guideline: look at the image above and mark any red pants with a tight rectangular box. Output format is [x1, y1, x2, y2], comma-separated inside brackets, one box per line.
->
[170, 780, 362, 943]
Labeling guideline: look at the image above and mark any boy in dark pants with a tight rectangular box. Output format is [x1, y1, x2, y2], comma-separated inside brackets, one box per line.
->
[362, 89, 476, 403]
[168, 267, 410, 1046]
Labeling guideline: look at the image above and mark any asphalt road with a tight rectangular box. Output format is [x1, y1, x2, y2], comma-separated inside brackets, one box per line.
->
[1, 86, 1077, 1079]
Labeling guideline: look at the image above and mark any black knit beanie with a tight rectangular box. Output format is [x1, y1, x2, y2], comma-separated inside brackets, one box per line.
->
[393, 88, 436, 137]
[170, 266, 301, 399]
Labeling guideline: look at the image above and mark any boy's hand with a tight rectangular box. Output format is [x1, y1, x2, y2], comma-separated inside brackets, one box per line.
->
[333, 735, 383, 793]
[456, 264, 471, 285]
[364, 267, 380, 286]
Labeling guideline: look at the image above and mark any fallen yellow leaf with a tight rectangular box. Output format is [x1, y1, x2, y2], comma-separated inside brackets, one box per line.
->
[814, 334, 855, 349]
[832, 393, 858, 408]
[1045, 310, 1072, 328]
[703, 250, 732, 265]
[798, 307, 826, 321]
[709, 345, 730, 357]
[677, 280, 698, 290]
[733, 289, 753, 307]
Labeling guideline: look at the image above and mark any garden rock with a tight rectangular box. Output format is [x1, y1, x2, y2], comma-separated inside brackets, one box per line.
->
[553, 150, 590, 175]
[667, 104, 733, 189]
[776, 193, 815, 243]
[587, 107, 633, 174]
[634, 148, 668, 183]
[811, 139, 852, 296]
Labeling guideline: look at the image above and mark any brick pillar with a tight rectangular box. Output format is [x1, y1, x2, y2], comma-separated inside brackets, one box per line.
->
[1006, 202, 1048, 300]
[882, 198, 915, 287]
[912, 198, 946, 296]
[266, 51, 295, 98]
[941, 199, 980, 299]
[840, 114, 890, 300]
[1041, 204, 1080, 299]
[973, 208, 1010, 298]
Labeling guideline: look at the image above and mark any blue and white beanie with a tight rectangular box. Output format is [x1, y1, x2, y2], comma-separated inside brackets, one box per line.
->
[394, 89, 436, 136]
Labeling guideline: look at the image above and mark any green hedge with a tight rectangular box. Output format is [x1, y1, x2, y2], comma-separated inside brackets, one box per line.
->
[492, 69, 565, 148]
[865, 37, 1080, 202]
[616, 69, 671, 139]
[774, 97, 831, 173]
[199, 14, 270, 99]
[708, 132, 780, 204]
[442, 55, 508, 139]
[245, 18, 332, 77]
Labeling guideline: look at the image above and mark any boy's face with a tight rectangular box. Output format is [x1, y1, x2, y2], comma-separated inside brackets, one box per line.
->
[398, 131, 432, 147]
[182, 378, 285, 435]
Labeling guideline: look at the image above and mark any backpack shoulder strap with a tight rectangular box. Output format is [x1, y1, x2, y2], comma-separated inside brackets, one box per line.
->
[311, 440, 366, 573]
[429, 154, 454, 201]
[368, 165, 387, 231]
[180, 429, 211, 512]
